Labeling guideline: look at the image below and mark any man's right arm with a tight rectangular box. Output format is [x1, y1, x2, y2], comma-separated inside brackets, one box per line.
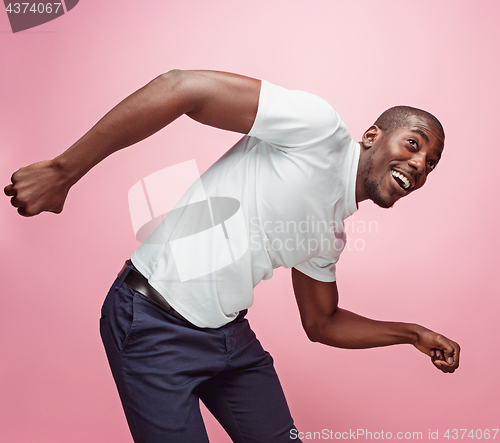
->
[292, 268, 460, 373]
[4, 70, 261, 216]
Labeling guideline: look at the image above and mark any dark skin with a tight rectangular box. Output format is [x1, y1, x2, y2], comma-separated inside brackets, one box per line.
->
[4, 69, 460, 373]
[356, 118, 444, 209]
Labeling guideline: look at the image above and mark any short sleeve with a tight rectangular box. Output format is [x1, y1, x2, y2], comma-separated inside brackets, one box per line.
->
[248, 80, 340, 148]
[293, 256, 337, 282]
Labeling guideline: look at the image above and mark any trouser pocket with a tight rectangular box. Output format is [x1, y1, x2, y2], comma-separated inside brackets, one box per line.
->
[100, 279, 137, 353]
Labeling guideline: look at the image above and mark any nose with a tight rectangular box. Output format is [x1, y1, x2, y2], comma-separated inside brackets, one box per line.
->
[408, 153, 426, 176]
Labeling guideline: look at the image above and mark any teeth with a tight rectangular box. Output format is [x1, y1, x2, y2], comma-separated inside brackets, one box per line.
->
[391, 170, 411, 190]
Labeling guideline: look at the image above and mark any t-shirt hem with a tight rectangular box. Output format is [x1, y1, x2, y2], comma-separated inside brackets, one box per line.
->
[247, 79, 267, 136]
[293, 264, 337, 283]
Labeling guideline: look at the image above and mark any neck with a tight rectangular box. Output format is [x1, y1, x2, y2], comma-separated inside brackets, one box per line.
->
[355, 142, 368, 204]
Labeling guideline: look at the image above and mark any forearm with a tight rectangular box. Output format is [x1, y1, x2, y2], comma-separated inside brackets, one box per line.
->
[6, 69, 259, 217]
[291, 262, 459, 372]
[308, 307, 421, 349]
[54, 70, 190, 185]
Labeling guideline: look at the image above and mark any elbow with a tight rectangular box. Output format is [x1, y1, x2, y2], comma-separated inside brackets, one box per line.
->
[150, 70, 197, 113]
[301, 311, 339, 346]
[154, 69, 186, 89]
[159, 69, 184, 79]
[302, 321, 323, 343]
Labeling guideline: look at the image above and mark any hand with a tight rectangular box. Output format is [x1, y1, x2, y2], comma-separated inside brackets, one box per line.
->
[412, 325, 460, 373]
[4, 159, 72, 217]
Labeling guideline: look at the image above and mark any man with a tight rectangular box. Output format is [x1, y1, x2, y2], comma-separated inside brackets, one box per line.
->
[5, 70, 460, 442]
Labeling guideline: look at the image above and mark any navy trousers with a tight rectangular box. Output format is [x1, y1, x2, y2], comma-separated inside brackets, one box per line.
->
[100, 262, 301, 442]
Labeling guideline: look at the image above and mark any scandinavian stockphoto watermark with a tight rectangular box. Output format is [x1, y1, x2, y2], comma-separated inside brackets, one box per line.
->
[3, 0, 79, 33]
[249, 216, 377, 255]
[128, 160, 377, 281]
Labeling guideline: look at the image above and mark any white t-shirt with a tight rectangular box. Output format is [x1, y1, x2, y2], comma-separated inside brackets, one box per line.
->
[131, 80, 360, 328]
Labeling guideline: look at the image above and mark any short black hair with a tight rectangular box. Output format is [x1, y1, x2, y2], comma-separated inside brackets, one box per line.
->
[374, 106, 445, 142]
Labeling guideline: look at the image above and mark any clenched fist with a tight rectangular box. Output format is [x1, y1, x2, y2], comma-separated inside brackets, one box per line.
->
[412, 325, 460, 373]
[4, 159, 73, 217]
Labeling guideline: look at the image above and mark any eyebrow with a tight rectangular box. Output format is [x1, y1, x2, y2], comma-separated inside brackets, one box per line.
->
[410, 128, 430, 143]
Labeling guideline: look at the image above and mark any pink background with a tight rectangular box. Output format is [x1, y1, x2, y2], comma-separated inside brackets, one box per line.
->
[1, 1, 499, 441]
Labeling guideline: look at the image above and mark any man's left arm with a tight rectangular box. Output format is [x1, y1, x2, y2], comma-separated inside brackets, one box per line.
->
[292, 268, 460, 373]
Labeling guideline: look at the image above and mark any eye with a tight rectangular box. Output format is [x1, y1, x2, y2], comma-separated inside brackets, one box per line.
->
[427, 160, 437, 171]
[408, 139, 418, 150]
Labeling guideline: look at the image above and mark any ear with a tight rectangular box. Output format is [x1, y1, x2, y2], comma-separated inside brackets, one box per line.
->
[361, 125, 382, 148]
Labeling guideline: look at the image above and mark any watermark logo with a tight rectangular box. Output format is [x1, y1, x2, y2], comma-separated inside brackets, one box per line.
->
[3, 0, 79, 33]
[128, 160, 248, 282]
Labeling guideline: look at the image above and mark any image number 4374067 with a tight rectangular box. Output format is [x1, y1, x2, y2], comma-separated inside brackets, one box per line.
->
[3, 0, 79, 33]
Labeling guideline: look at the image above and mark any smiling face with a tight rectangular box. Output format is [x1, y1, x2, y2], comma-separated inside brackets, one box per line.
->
[356, 114, 444, 208]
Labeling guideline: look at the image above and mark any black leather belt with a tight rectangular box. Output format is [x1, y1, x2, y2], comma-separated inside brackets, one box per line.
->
[118, 260, 189, 323]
